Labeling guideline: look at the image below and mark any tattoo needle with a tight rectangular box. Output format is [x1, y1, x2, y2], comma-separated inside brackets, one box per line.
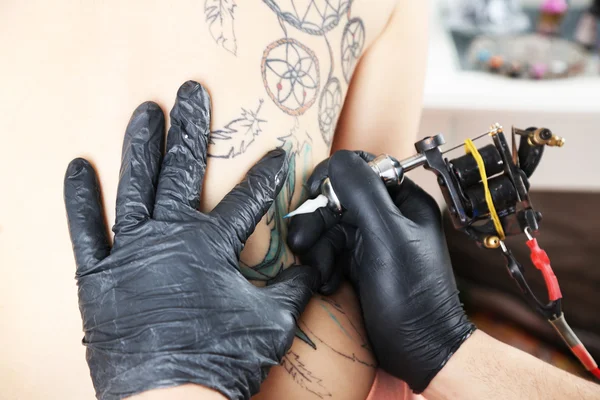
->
[284, 194, 329, 219]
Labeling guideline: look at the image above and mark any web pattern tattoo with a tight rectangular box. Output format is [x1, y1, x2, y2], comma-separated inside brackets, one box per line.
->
[262, 38, 321, 116]
[205, 0, 238, 55]
[318, 77, 342, 147]
[282, 350, 332, 398]
[260, 0, 364, 139]
[262, 0, 353, 35]
[240, 119, 313, 280]
[202, 0, 367, 146]
[208, 100, 266, 158]
[341, 18, 365, 83]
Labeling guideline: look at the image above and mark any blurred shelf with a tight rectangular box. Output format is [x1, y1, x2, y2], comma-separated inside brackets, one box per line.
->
[424, 1, 600, 114]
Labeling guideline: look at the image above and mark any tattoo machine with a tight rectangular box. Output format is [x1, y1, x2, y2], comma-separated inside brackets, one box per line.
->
[288, 124, 600, 380]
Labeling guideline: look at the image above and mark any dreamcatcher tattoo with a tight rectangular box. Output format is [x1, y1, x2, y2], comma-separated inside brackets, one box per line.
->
[261, 38, 321, 116]
[250, 1, 368, 351]
[318, 77, 342, 146]
[262, 0, 353, 35]
[341, 17, 365, 83]
[260, 0, 365, 148]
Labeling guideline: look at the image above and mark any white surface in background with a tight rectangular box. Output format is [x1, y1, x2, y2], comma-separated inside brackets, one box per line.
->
[415, 0, 599, 195]
[424, 0, 600, 113]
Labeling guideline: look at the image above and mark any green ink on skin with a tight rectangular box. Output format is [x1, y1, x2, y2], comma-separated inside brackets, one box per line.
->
[295, 326, 317, 349]
[239, 128, 312, 281]
[319, 302, 353, 340]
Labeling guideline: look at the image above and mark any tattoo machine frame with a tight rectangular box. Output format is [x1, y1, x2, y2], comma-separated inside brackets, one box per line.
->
[289, 124, 600, 379]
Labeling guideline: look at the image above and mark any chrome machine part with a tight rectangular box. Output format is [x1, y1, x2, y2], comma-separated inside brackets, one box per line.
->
[321, 177, 342, 214]
[369, 155, 403, 186]
[319, 151, 427, 214]
[399, 153, 427, 172]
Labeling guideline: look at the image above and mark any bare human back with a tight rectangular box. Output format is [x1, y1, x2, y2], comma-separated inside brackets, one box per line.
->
[0, 1, 429, 399]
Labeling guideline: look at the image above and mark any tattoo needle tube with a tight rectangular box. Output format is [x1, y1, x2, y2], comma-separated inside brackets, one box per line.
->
[285, 153, 423, 218]
[284, 194, 329, 219]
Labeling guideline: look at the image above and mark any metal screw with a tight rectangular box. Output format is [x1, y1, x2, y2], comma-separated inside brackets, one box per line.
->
[484, 235, 501, 249]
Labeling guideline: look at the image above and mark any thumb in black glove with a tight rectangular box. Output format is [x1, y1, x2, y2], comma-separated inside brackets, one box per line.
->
[64, 81, 319, 400]
[288, 150, 475, 393]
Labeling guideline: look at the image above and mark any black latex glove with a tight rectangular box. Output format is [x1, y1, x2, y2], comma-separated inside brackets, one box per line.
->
[287, 150, 475, 393]
[64, 81, 319, 400]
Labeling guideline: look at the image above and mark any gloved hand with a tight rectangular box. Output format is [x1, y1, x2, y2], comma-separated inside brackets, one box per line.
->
[287, 150, 475, 393]
[64, 81, 319, 400]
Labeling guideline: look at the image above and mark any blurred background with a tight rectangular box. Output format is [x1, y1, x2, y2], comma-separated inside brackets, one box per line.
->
[410, 0, 600, 379]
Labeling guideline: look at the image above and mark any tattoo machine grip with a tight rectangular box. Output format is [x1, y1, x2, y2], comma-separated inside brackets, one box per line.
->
[321, 154, 422, 214]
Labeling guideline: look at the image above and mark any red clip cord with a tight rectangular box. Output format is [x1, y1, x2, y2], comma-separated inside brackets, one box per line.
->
[571, 344, 600, 379]
[526, 238, 562, 301]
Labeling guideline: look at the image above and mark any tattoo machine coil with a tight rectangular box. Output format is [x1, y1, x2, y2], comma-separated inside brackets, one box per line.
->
[288, 124, 600, 379]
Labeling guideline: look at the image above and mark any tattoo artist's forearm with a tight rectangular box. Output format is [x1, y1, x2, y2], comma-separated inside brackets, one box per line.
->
[424, 330, 600, 400]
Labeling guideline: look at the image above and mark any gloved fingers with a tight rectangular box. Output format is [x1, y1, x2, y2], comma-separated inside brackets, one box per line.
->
[265, 264, 320, 319]
[210, 149, 288, 244]
[286, 151, 374, 252]
[301, 150, 374, 198]
[154, 81, 211, 215]
[287, 207, 339, 254]
[297, 224, 351, 294]
[303, 158, 329, 196]
[64, 158, 111, 275]
[301, 151, 374, 199]
[340, 226, 362, 284]
[389, 177, 442, 226]
[329, 150, 401, 227]
[353, 150, 376, 163]
[113, 102, 165, 237]
[287, 158, 337, 253]
[320, 265, 343, 295]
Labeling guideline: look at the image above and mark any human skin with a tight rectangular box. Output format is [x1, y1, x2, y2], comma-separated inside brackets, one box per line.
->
[0, 1, 428, 399]
[130, 385, 226, 400]
[424, 330, 600, 400]
[128, 330, 600, 400]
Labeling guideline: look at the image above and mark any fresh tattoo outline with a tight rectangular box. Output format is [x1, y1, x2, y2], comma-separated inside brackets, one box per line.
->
[203, 0, 371, 363]
[261, 38, 321, 116]
[282, 350, 332, 398]
[262, 0, 354, 35]
[205, 0, 238, 56]
[256, 1, 371, 353]
[341, 17, 366, 83]
[319, 297, 372, 353]
[297, 297, 376, 368]
[259, 1, 367, 146]
[318, 77, 342, 147]
[208, 100, 266, 159]
[239, 118, 313, 280]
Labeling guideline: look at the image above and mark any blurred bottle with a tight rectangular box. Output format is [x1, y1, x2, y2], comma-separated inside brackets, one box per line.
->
[446, 0, 530, 35]
[574, 0, 600, 50]
[538, 0, 568, 36]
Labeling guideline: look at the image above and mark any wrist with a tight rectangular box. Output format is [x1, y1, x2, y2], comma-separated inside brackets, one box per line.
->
[413, 321, 476, 393]
[423, 329, 483, 400]
[398, 306, 475, 394]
